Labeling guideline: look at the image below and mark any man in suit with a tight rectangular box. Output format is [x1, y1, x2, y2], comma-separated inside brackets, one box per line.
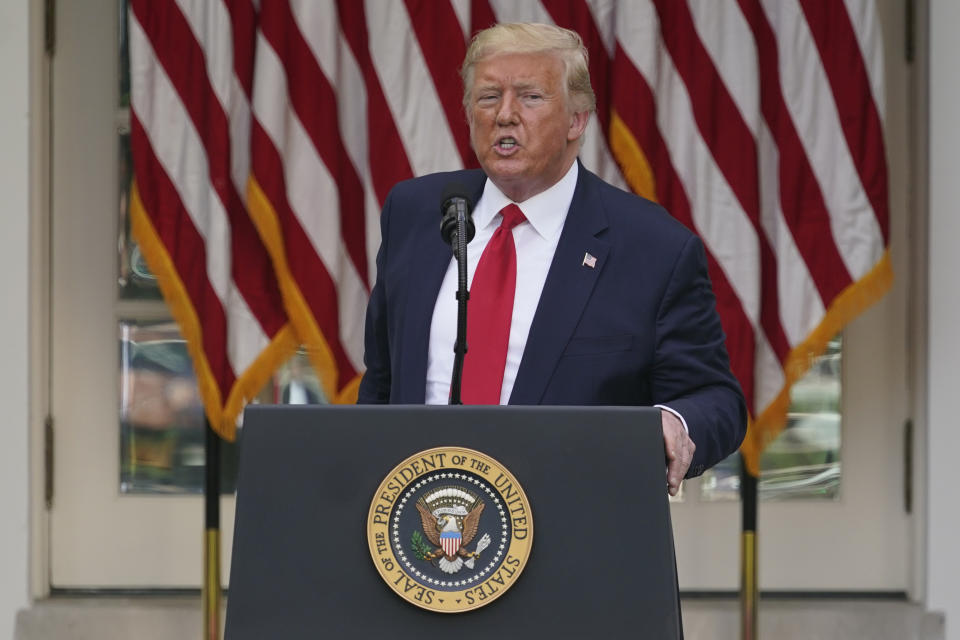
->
[358, 23, 746, 493]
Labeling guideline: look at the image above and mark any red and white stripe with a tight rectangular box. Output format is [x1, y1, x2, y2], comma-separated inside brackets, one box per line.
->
[129, 0, 292, 439]
[130, 1, 891, 465]
[441, 534, 462, 557]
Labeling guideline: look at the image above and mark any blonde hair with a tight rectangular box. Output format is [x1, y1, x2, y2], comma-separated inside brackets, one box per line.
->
[461, 23, 596, 114]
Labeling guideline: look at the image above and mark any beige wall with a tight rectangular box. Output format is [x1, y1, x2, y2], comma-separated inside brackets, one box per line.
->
[928, 1, 960, 637]
[0, 0, 33, 636]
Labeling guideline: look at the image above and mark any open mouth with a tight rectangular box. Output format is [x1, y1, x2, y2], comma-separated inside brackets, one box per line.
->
[495, 137, 518, 152]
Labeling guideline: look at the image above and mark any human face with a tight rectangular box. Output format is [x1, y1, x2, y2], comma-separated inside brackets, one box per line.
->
[467, 52, 589, 203]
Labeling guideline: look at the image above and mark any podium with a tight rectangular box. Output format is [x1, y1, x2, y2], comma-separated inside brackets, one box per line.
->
[225, 405, 681, 638]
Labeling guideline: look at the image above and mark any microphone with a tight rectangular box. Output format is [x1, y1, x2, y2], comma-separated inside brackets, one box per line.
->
[440, 183, 475, 247]
[439, 183, 474, 404]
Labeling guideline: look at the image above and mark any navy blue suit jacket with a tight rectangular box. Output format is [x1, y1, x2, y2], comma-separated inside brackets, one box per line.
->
[358, 163, 746, 476]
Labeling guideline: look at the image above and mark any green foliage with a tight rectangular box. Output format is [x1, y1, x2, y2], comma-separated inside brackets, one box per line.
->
[410, 530, 433, 560]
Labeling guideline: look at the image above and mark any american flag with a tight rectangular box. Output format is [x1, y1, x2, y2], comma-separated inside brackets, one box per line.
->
[129, 0, 890, 472]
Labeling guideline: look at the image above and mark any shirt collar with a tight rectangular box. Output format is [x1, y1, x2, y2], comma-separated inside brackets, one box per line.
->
[475, 161, 579, 242]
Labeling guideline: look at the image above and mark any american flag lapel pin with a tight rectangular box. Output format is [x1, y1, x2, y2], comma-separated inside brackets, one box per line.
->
[582, 252, 597, 268]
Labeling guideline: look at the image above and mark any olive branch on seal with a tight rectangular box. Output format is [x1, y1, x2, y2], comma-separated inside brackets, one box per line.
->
[410, 530, 432, 560]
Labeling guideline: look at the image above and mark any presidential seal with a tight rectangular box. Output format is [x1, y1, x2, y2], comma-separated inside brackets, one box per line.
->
[367, 447, 533, 613]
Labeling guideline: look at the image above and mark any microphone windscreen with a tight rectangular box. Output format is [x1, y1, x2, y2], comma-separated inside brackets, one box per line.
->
[440, 182, 472, 215]
[439, 182, 475, 246]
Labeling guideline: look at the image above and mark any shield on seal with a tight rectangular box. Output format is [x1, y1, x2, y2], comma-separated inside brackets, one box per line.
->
[440, 531, 461, 557]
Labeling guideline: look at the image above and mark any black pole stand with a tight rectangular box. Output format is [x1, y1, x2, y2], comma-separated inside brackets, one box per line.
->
[449, 203, 470, 405]
[740, 458, 758, 640]
[203, 419, 222, 640]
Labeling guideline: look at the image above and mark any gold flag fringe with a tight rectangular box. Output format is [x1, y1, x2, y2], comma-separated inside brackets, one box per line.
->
[246, 176, 362, 405]
[739, 251, 893, 476]
[129, 180, 299, 441]
[607, 120, 894, 477]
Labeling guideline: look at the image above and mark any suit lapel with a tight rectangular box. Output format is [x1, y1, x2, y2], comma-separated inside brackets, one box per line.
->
[396, 233, 449, 403]
[396, 171, 488, 403]
[509, 166, 610, 404]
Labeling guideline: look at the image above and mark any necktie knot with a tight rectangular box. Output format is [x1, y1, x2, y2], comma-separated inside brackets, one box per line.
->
[499, 204, 526, 231]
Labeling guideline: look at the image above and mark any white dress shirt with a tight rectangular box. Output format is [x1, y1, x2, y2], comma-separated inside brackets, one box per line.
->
[425, 162, 578, 404]
[423, 162, 688, 432]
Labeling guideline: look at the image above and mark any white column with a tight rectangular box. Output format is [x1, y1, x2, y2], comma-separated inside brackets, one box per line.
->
[928, 2, 960, 638]
[0, 0, 33, 635]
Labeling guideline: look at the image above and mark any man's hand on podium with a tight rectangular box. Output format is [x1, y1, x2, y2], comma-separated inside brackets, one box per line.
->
[662, 410, 696, 496]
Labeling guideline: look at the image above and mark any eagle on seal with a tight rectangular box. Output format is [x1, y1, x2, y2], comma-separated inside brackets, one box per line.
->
[415, 490, 491, 574]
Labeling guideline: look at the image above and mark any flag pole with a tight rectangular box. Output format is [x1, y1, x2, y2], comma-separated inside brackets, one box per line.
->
[740, 458, 758, 640]
[203, 419, 222, 640]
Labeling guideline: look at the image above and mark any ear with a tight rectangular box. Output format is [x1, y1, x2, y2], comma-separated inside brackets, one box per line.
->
[567, 110, 590, 142]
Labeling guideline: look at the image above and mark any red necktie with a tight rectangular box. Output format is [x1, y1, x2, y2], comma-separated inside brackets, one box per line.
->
[462, 204, 527, 404]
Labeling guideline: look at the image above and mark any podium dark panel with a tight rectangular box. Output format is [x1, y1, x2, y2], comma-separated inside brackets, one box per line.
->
[225, 405, 680, 639]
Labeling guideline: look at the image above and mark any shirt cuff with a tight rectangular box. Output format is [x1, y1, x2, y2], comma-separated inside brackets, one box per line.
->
[654, 404, 689, 434]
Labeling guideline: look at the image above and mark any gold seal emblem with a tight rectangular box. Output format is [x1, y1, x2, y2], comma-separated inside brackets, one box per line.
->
[367, 446, 533, 613]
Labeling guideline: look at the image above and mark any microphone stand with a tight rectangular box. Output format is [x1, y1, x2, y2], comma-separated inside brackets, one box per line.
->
[449, 200, 470, 405]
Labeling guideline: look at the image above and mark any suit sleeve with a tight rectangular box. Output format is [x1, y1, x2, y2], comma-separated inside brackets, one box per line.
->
[651, 234, 747, 476]
[357, 190, 394, 404]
